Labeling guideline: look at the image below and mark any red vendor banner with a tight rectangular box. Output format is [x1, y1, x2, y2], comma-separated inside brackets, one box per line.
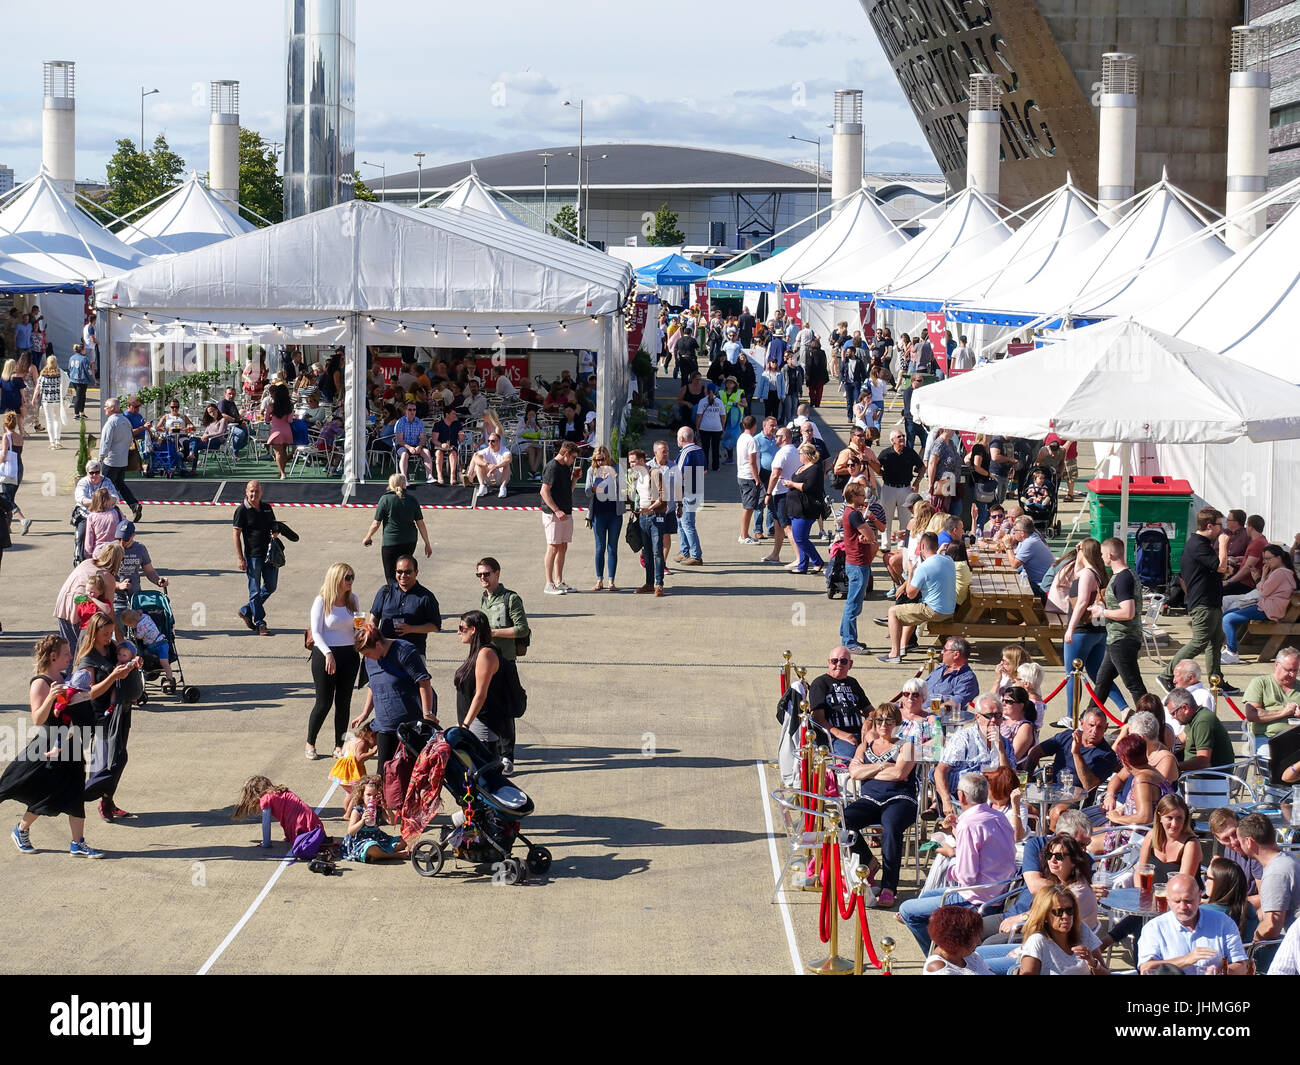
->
[1006, 341, 1035, 357]
[473, 357, 528, 386]
[694, 282, 709, 316]
[858, 300, 876, 343]
[627, 296, 652, 354]
[925, 311, 948, 375]
[782, 290, 802, 328]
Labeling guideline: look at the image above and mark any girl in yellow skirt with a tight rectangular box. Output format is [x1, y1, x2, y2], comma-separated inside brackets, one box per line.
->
[331, 723, 377, 817]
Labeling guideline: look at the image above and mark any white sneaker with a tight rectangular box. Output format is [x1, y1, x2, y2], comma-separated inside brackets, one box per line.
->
[544, 583, 565, 595]
[497, 484, 508, 498]
[475, 484, 488, 498]
[1220, 650, 1240, 665]
[738, 536, 757, 545]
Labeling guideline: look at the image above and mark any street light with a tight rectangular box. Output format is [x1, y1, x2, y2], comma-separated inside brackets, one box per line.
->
[789, 133, 823, 225]
[413, 151, 426, 205]
[140, 87, 159, 152]
[563, 99, 583, 239]
[538, 152, 554, 230]
[361, 160, 386, 201]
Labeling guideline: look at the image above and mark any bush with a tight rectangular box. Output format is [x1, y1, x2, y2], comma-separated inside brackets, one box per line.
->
[76, 416, 90, 477]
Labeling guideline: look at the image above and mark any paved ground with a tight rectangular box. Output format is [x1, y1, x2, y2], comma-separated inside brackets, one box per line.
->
[0, 381, 1261, 975]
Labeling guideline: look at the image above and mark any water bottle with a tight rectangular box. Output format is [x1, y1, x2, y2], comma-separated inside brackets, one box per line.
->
[364, 795, 377, 828]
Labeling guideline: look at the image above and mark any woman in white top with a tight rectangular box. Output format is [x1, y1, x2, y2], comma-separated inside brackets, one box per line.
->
[1016, 884, 1107, 975]
[867, 367, 888, 432]
[924, 905, 993, 975]
[37, 355, 67, 449]
[694, 385, 726, 471]
[307, 562, 362, 760]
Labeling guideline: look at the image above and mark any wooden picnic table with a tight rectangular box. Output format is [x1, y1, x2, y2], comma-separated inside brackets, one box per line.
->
[926, 558, 1065, 665]
[1245, 590, 1300, 663]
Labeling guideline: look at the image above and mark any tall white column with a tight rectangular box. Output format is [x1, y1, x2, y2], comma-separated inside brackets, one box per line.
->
[42, 60, 75, 196]
[831, 90, 863, 214]
[1097, 53, 1138, 225]
[965, 74, 1001, 199]
[1226, 26, 1271, 251]
[209, 80, 241, 210]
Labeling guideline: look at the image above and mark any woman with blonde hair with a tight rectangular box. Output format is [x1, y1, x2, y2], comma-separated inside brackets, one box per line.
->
[884, 497, 934, 591]
[0, 410, 31, 535]
[585, 444, 622, 591]
[362, 472, 432, 583]
[37, 354, 67, 448]
[1015, 883, 1107, 975]
[306, 561, 362, 760]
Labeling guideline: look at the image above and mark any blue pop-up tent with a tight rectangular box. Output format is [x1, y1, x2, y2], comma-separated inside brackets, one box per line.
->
[635, 252, 709, 287]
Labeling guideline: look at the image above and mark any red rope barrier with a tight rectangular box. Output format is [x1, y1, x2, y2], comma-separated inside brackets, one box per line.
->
[830, 839, 887, 971]
[1222, 694, 1248, 721]
[855, 894, 888, 972]
[1081, 680, 1126, 726]
[833, 843, 857, 921]
[1042, 675, 1069, 703]
[818, 839, 834, 943]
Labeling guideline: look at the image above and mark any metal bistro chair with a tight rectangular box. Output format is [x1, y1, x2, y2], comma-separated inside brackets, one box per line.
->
[1247, 936, 1286, 974]
[1180, 768, 1259, 819]
[1140, 593, 1167, 663]
[940, 875, 1023, 916]
[287, 420, 322, 476]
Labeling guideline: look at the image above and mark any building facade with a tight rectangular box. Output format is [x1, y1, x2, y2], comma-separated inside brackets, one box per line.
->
[861, 0, 1238, 212]
[1248, 0, 1300, 220]
[0, 165, 13, 194]
[283, 0, 355, 219]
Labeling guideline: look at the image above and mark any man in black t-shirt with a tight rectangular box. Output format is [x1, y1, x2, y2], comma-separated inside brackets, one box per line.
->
[675, 328, 700, 383]
[808, 647, 874, 759]
[231, 480, 298, 635]
[539, 441, 580, 595]
[218, 385, 250, 453]
[878, 429, 925, 540]
[988, 435, 1014, 501]
[737, 310, 756, 348]
[431, 409, 465, 485]
[1161, 507, 1230, 691]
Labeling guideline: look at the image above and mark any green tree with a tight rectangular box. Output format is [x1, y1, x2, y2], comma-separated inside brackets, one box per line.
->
[350, 171, 377, 202]
[648, 203, 685, 247]
[238, 128, 283, 226]
[100, 135, 187, 229]
[549, 204, 580, 243]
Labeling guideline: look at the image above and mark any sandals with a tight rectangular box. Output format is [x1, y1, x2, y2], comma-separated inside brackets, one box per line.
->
[592, 581, 605, 591]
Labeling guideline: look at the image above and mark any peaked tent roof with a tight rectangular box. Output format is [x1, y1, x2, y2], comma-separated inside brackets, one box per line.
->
[707, 188, 906, 293]
[98, 198, 633, 320]
[0, 251, 85, 294]
[118, 173, 258, 257]
[933, 182, 1111, 324]
[800, 187, 1010, 302]
[430, 171, 522, 224]
[635, 252, 709, 286]
[0, 172, 152, 282]
[607, 244, 683, 271]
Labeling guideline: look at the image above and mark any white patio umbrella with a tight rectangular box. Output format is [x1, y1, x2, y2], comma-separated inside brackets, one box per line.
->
[911, 317, 1300, 533]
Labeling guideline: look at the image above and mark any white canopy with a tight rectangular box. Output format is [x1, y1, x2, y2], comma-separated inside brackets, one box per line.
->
[707, 188, 905, 293]
[937, 180, 1111, 325]
[431, 171, 522, 224]
[800, 187, 1010, 303]
[912, 317, 1300, 531]
[118, 173, 257, 256]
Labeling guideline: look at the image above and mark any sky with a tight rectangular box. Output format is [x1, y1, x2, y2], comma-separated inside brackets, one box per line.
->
[0, 1, 940, 186]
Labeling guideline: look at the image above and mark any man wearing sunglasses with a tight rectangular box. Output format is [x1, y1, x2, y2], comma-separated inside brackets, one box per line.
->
[368, 555, 441, 656]
[934, 692, 1014, 825]
[393, 403, 434, 483]
[467, 431, 513, 500]
[72, 460, 128, 564]
[808, 647, 873, 760]
[477, 557, 530, 774]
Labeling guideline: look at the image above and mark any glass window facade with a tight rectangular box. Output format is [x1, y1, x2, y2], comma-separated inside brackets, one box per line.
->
[284, 0, 355, 219]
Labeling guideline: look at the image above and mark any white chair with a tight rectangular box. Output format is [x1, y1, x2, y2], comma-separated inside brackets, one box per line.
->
[1140, 593, 1167, 663]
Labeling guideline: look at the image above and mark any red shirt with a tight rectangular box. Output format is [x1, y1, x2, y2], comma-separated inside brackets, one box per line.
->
[843, 507, 869, 567]
[260, 791, 321, 841]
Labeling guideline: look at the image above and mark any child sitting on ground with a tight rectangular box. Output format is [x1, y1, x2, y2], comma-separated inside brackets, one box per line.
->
[330, 724, 378, 817]
[120, 608, 177, 691]
[340, 775, 408, 863]
[232, 775, 328, 860]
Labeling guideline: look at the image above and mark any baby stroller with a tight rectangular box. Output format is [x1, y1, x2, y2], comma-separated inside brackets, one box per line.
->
[404, 724, 551, 884]
[1017, 464, 1061, 538]
[142, 433, 187, 478]
[127, 590, 200, 703]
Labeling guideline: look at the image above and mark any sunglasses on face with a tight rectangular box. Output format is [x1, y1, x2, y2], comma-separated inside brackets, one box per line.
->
[1050, 908, 1074, 918]
[977, 712, 1003, 720]
[475, 571, 494, 579]
[1046, 852, 1070, 861]
[829, 657, 851, 665]
[457, 623, 471, 632]
[343, 574, 354, 581]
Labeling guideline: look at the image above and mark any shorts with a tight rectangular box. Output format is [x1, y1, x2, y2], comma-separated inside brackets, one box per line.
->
[739, 479, 763, 510]
[659, 510, 677, 535]
[144, 638, 171, 663]
[773, 492, 790, 529]
[542, 511, 574, 545]
[893, 602, 951, 628]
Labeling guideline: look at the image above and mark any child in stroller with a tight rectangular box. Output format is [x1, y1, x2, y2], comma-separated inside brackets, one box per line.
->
[1018, 464, 1061, 537]
[120, 607, 177, 692]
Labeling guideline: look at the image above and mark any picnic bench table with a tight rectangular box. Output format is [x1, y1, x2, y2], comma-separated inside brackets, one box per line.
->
[1245, 591, 1300, 663]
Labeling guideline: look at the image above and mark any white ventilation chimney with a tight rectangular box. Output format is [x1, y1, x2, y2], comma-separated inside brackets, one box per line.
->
[965, 74, 1001, 199]
[1226, 26, 1271, 251]
[831, 89, 864, 215]
[42, 60, 76, 196]
[1097, 53, 1138, 225]
[209, 80, 240, 210]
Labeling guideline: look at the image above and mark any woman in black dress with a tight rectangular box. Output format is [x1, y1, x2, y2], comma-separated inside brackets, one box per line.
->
[77, 613, 143, 822]
[0, 632, 116, 856]
[781, 442, 826, 574]
[453, 610, 511, 759]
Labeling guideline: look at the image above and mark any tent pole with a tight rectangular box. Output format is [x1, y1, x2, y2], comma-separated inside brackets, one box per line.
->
[342, 313, 365, 501]
[1119, 445, 1131, 550]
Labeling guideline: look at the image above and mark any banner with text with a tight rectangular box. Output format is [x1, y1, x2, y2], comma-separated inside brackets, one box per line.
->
[782, 290, 802, 328]
[473, 357, 528, 386]
[925, 311, 948, 376]
[694, 282, 709, 317]
[858, 300, 875, 342]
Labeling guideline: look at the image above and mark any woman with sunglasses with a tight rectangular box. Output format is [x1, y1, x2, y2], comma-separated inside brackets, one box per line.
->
[998, 684, 1038, 766]
[306, 562, 362, 761]
[896, 678, 939, 752]
[1016, 884, 1107, 975]
[454, 610, 511, 757]
[842, 704, 917, 907]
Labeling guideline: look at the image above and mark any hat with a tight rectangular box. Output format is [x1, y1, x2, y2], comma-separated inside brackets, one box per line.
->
[1043, 433, 1062, 446]
[115, 520, 136, 541]
[65, 669, 94, 693]
[584, 410, 597, 423]
[904, 492, 924, 508]
[707, 383, 718, 393]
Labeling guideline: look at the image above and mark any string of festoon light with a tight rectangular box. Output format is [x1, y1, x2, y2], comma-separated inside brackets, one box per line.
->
[104, 307, 610, 342]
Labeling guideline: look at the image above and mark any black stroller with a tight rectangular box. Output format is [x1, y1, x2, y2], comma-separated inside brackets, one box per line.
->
[127, 590, 201, 703]
[1017, 464, 1062, 538]
[404, 725, 551, 884]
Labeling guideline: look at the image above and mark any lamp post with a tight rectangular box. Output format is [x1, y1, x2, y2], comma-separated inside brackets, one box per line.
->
[361, 160, 386, 201]
[413, 151, 426, 205]
[538, 151, 554, 231]
[563, 99, 583, 239]
[789, 133, 823, 225]
[140, 87, 159, 152]
[584, 153, 606, 243]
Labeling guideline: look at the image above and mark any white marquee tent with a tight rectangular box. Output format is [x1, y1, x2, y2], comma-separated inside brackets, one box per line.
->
[118, 173, 257, 257]
[430, 171, 523, 225]
[96, 199, 634, 494]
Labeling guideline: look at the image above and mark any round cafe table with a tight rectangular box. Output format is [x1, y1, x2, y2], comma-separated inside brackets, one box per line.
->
[1098, 887, 1160, 923]
[1023, 782, 1087, 831]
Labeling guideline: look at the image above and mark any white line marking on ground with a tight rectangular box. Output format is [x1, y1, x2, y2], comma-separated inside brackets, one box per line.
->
[197, 780, 339, 975]
[756, 760, 803, 975]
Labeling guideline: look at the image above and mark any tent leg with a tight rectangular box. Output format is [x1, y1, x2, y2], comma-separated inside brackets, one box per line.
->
[1119, 446, 1131, 547]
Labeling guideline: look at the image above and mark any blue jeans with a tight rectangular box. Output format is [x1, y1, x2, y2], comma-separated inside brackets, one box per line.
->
[780, 394, 799, 425]
[845, 383, 860, 418]
[973, 943, 1020, 974]
[678, 507, 701, 560]
[1223, 605, 1266, 653]
[899, 889, 974, 952]
[639, 514, 665, 587]
[869, 401, 883, 431]
[750, 471, 775, 536]
[592, 512, 622, 580]
[230, 426, 249, 453]
[840, 562, 869, 646]
[904, 415, 927, 452]
[790, 517, 823, 572]
[1063, 629, 1111, 719]
[242, 554, 280, 627]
